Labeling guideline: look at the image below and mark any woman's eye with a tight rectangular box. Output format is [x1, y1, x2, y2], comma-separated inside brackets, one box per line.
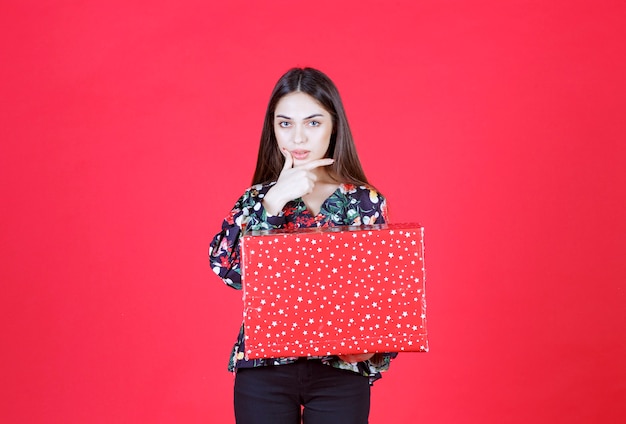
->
[278, 121, 291, 128]
[309, 121, 320, 127]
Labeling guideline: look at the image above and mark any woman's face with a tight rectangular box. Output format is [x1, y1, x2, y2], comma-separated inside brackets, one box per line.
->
[273, 92, 333, 166]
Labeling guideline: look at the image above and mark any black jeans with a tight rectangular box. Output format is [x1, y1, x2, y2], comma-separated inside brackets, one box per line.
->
[234, 359, 371, 424]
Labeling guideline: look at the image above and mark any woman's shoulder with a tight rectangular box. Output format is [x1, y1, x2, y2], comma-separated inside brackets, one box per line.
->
[338, 183, 385, 200]
[336, 183, 387, 223]
[225, 182, 277, 210]
[237, 182, 277, 198]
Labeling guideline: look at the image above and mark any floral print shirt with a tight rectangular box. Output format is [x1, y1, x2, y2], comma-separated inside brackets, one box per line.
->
[209, 182, 397, 384]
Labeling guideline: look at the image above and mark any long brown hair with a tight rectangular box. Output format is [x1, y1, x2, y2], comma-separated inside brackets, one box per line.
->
[251, 67, 371, 187]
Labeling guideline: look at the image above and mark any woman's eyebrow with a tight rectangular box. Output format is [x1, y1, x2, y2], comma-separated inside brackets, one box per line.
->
[275, 113, 325, 120]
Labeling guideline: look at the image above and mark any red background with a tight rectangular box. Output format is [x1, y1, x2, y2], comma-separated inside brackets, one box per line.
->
[1, 1, 625, 423]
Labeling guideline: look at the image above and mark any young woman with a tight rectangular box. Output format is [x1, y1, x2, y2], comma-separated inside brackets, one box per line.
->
[209, 67, 396, 424]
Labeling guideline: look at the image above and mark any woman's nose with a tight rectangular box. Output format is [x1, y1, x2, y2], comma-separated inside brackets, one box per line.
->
[293, 124, 306, 144]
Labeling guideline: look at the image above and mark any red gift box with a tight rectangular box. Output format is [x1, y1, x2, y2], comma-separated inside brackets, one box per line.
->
[240, 224, 427, 359]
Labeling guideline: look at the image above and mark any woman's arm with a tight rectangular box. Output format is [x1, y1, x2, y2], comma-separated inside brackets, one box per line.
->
[209, 184, 286, 290]
[338, 187, 392, 364]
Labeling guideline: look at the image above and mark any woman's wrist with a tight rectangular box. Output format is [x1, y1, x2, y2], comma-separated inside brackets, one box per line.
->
[261, 188, 286, 216]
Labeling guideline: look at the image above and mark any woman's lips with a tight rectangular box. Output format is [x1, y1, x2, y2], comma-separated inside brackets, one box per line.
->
[291, 150, 310, 160]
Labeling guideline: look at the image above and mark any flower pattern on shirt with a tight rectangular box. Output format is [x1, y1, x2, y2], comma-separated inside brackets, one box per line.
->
[209, 182, 395, 384]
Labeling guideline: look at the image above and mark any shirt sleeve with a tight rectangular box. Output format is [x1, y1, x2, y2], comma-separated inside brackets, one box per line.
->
[208, 184, 286, 290]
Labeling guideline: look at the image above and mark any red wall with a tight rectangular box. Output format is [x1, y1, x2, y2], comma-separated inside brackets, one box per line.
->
[1, 1, 625, 423]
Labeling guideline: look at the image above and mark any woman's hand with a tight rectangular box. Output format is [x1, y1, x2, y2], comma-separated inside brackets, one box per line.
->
[338, 353, 375, 364]
[262, 149, 334, 216]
